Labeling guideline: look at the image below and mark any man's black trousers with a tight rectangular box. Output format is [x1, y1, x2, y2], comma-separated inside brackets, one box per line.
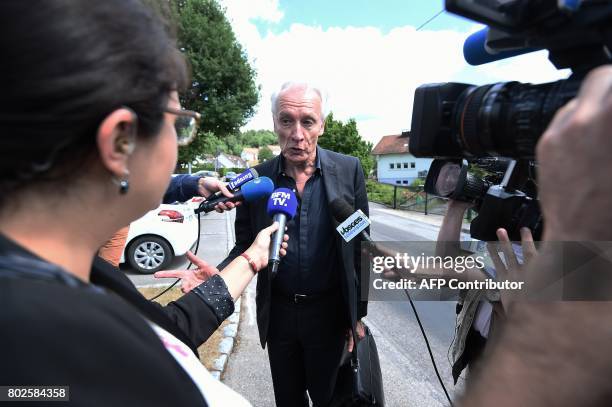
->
[267, 291, 347, 407]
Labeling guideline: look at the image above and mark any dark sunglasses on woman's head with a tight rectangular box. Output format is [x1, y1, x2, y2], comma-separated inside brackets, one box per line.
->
[164, 108, 201, 146]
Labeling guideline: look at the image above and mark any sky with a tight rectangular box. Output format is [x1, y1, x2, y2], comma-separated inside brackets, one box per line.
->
[218, 0, 570, 146]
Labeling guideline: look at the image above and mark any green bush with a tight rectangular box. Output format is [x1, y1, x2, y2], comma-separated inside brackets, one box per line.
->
[366, 179, 396, 206]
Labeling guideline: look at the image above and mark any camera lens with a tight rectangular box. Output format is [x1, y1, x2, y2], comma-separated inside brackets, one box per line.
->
[455, 78, 579, 158]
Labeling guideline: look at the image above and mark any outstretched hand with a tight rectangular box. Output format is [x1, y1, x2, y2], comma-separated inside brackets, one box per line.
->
[154, 251, 219, 293]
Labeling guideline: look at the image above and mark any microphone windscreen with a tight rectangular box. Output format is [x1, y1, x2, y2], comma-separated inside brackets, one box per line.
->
[228, 168, 258, 191]
[330, 198, 354, 223]
[241, 176, 275, 202]
[463, 27, 538, 66]
[266, 188, 298, 219]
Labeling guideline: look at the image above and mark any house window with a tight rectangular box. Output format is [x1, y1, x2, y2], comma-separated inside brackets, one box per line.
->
[403, 163, 408, 169]
[390, 163, 394, 169]
[411, 162, 416, 168]
[396, 163, 401, 169]
[396, 180, 401, 184]
[402, 180, 408, 184]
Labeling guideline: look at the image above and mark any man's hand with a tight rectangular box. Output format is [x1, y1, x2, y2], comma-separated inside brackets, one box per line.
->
[154, 251, 219, 293]
[346, 320, 366, 353]
[488, 227, 537, 315]
[537, 65, 612, 240]
[196, 176, 241, 213]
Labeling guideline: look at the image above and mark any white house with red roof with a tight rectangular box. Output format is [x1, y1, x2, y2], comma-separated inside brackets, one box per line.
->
[372, 131, 433, 185]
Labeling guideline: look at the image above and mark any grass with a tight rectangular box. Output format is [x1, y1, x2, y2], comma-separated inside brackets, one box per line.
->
[138, 286, 231, 370]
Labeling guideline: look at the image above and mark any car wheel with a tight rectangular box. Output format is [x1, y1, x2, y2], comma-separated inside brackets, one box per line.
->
[127, 236, 173, 274]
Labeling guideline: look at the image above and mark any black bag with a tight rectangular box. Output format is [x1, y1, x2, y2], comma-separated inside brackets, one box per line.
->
[331, 324, 384, 406]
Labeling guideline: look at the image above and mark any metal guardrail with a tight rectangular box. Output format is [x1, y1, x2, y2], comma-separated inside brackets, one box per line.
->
[368, 181, 472, 218]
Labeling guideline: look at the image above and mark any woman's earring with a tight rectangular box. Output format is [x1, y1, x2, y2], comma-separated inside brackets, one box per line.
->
[112, 171, 130, 195]
[119, 178, 129, 195]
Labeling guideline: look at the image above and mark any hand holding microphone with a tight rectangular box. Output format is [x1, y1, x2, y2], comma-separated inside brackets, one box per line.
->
[266, 188, 298, 277]
[195, 176, 274, 214]
[205, 168, 259, 212]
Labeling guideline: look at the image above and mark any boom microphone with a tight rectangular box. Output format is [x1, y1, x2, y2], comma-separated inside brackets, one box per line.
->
[330, 198, 372, 242]
[195, 176, 274, 214]
[266, 188, 298, 277]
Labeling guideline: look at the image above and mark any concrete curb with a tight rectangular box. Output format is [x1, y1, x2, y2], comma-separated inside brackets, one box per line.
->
[210, 210, 240, 381]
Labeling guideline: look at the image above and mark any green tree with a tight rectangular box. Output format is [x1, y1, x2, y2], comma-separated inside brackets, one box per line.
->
[258, 146, 274, 162]
[241, 129, 278, 147]
[173, 0, 259, 165]
[319, 112, 374, 176]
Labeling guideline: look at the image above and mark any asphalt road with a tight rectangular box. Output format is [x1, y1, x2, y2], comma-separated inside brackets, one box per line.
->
[366, 203, 467, 406]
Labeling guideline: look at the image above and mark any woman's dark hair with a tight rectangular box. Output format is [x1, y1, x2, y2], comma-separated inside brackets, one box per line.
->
[0, 0, 188, 198]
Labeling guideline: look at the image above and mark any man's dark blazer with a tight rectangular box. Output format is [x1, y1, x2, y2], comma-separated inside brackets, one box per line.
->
[218, 147, 369, 348]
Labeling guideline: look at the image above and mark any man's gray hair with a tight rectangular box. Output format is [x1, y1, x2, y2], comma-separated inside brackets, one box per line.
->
[270, 82, 329, 120]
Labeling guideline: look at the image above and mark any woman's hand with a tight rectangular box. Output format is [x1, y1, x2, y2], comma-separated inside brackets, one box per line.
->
[154, 251, 219, 293]
[243, 222, 289, 271]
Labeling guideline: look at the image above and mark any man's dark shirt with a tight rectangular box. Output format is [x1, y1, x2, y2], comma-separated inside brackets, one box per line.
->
[273, 149, 340, 296]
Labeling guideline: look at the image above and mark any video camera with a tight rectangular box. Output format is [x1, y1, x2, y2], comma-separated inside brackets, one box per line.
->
[412, 0, 612, 241]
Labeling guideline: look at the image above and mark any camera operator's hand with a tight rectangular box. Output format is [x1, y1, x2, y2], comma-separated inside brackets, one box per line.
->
[488, 227, 537, 316]
[537, 65, 612, 241]
[196, 176, 241, 213]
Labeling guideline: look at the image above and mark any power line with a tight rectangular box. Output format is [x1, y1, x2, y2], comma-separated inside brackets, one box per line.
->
[416, 9, 445, 31]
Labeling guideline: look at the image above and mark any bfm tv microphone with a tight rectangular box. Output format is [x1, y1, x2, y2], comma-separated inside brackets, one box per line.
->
[195, 176, 274, 214]
[330, 198, 372, 242]
[266, 188, 298, 277]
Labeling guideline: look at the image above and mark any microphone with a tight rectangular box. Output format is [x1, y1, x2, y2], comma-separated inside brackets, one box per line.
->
[463, 27, 539, 66]
[195, 176, 274, 214]
[206, 168, 259, 202]
[228, 168, 259, 191]
[266, 188, 298, 277]
[330, 198, 372, 242]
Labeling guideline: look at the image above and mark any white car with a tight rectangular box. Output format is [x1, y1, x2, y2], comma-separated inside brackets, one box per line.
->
[120, 203, 198, 274]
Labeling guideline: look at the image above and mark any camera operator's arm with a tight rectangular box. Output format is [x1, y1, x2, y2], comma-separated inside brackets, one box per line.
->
[461, 65, 612, 407]
[436, 200, 472, 257]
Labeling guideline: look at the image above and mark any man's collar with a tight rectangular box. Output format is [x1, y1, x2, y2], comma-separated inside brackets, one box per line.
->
[277, 146, 323, 176]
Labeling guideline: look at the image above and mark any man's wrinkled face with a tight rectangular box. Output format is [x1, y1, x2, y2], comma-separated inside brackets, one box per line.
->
[273, 86, 324, 165]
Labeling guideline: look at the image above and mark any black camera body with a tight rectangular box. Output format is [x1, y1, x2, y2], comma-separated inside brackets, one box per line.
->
[413, 0, 611, 241]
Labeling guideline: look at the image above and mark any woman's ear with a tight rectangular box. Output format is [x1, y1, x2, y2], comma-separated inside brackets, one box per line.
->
[96, 108, 137, 176]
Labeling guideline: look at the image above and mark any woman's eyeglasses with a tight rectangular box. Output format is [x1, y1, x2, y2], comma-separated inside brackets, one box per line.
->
[165, 108, 201, 146]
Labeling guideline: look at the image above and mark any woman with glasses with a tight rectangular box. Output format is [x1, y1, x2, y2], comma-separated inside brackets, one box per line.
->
[0, 1, 284, 406]
[98, 110, 232, 267]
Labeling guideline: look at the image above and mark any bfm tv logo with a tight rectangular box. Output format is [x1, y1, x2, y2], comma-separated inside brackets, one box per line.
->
[336, 210, 370, 242]
[271, 191, 291, 207]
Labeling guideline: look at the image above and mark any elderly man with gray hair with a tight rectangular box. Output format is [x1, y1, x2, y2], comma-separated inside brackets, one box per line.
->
[218, 81, 369, 406]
